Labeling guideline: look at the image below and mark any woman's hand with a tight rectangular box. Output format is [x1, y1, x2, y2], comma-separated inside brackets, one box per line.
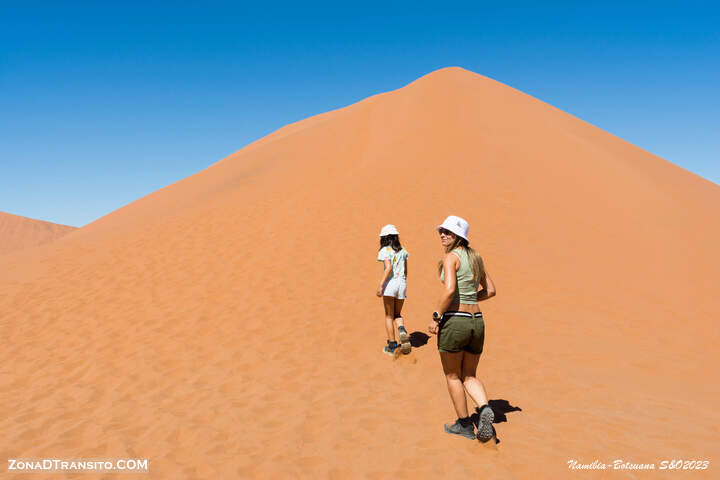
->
[428, 320, 439, 335]
[376, 286, 383, 297]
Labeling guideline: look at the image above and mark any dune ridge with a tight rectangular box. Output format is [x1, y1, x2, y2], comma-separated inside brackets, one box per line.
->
[0, 211, 77, 257]
[1, 67, 718, 479]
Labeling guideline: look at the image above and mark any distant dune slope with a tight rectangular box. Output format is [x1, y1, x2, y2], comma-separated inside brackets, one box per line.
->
[0, 211, 76, 256]
[1, 68, 718, 479]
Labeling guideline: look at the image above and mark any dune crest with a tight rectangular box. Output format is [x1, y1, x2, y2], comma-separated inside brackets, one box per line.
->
[0, 211, 76, 256]
[2, 67, 718, 478]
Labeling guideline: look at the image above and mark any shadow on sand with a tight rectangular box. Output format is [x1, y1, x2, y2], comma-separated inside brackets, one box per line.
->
[403, 332, 521, 445]
[470, 399, 522, 444]
[409, 331, 430, 348]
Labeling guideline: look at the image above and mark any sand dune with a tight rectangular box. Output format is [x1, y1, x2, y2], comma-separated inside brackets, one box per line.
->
[1, 67, 718, 479]
[0, 211, 76, 257]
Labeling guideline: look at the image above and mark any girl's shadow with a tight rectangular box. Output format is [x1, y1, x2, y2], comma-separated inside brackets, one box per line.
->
[409, 331, 430, 347]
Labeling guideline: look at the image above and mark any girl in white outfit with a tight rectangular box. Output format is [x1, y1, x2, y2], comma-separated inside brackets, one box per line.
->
[376, 224, 411, 355]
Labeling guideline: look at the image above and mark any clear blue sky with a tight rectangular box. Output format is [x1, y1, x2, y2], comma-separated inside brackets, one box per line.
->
[2, 1, 718, 227]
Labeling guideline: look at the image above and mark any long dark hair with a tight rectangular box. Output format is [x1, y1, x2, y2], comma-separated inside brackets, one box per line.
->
[379, 234, 402, 253]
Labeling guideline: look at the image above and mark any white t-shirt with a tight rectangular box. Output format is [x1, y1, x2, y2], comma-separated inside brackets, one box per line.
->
[377, 247, 409, 280]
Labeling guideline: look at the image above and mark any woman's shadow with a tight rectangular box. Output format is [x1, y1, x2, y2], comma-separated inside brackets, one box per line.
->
[408, 332, 521, 443]
[471, 399, 522, 444]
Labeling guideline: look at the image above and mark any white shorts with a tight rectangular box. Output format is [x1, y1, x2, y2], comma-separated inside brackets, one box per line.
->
[382, 278, 407, 299]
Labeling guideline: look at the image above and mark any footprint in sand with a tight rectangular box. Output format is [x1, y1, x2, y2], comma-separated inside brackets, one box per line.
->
[392, 349, 417, 364]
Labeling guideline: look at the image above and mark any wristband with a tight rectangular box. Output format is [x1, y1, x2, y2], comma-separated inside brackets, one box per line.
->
[432, 311, 442, 321]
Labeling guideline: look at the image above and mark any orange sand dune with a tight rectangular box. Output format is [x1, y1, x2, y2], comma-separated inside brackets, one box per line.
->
[0, 211, 76, 256]
[1, 67, 719, 479]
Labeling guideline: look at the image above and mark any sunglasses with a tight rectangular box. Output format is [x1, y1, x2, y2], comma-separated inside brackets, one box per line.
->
[438, 228, 454, 236]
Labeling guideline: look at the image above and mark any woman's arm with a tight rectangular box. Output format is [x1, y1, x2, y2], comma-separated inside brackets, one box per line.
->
[437, 253, 459, 312]
[476, 269, 496, 302]
[429, 253, 459, 334]
[376, 259, 392, 297]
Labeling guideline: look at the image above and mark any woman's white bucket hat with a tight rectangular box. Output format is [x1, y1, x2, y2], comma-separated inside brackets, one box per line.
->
[437, 215, 469, 241]
[379, 224, 399, 237]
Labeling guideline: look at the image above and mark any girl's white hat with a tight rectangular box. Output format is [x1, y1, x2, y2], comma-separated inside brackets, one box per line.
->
[437, 215, 469, 241]
[379, 224, 399, 237]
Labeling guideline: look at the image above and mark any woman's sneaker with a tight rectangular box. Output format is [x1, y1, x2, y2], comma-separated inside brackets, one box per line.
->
[475, 405, 495, 442]
[443, 417, 476, 439]
[397, 326, 411, 354]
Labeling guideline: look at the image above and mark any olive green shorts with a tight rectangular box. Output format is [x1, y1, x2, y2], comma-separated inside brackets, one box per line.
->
[437, 312, 485, 354]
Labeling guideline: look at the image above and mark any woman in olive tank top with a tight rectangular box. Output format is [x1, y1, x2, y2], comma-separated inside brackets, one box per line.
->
[428, 215, 497, 442]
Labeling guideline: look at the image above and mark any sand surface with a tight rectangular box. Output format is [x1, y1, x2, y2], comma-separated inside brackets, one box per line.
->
[0, 211, 76, 256]
[1, 67, 718, 479]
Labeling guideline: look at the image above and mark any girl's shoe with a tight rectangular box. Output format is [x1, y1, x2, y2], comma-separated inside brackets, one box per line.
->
[383, 341, 398, 356]
[443, 418, 476, 439]
[397, 326, 411, 354]
[475, 405, 495, 442]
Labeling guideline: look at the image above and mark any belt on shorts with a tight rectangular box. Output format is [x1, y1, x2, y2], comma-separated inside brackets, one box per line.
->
[442, 311, 483, 319]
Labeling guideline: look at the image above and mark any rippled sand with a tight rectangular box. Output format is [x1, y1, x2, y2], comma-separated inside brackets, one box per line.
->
[2, 67, 718, 479]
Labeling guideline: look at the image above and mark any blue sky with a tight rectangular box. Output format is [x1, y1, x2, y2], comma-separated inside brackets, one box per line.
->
[1, 1, 718, 227]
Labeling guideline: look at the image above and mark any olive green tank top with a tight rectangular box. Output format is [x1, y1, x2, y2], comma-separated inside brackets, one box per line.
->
[440, 248, 481, 304]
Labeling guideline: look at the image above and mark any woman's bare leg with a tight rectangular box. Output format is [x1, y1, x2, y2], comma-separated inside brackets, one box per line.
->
[440, 352, 469, 418]
[462, 351, 495, 441]
[460, 352, 489, 408]
[382, 296, 396, 342]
